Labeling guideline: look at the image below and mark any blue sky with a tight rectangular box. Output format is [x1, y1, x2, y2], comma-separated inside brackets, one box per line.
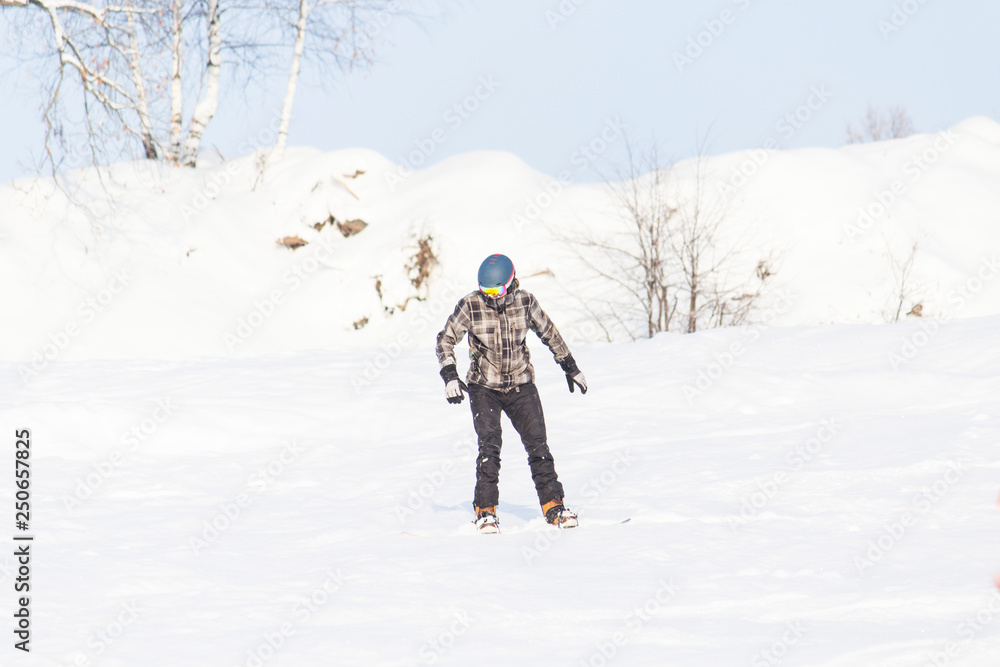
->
[1, 0, 999, 183]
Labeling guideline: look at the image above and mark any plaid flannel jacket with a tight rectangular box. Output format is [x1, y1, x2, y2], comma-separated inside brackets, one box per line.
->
[436, 287, 572, 392]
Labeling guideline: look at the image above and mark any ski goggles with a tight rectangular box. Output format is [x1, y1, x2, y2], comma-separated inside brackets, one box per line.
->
[479, 276, 515, 299]
[479, 283, 509, 299]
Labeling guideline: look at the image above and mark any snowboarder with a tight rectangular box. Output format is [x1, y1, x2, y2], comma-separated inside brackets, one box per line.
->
[435, 253, 587, 533]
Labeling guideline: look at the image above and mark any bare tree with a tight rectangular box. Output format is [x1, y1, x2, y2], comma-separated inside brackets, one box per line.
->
[606, 143, 677, 337]
[554, 141, 774, 340]
[889, 106, 915, 139]
[167, 0, 185, 161]
[673, 154, 721, 333]
[670, 153, 774, 333]
[270, 0, 395, 158]
[2, 0, 429, 178]
[274, 0, 313, 157]
[1, 0, 220, 170]
[847, 105, 916, 144]
[883, 233, 923, 323]
[180, 0, 222, 166]
[549, 144, 678, 340]
[0, 0, 164, 167]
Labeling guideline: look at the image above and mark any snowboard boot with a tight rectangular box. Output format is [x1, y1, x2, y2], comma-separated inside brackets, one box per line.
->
[542, 499, 578, 529]
[474, 506, 500, 534]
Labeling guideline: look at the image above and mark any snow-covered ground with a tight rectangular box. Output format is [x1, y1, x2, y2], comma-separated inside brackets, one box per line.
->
[3, 118, 1000, 665]
[5, 314, 1000, 666]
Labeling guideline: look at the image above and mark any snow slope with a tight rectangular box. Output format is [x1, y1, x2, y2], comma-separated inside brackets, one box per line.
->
[2, 117, 1000, 363]
[2, 118, 1000, 665]
[3, 315, 1000, 666]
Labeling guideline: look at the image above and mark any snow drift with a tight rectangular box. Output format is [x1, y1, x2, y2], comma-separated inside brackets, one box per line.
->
[2, 117, 1000, 363]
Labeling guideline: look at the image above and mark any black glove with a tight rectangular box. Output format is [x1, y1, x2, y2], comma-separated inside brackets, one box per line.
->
[440, 364, 469, 404]
[558, 355, 588, 395]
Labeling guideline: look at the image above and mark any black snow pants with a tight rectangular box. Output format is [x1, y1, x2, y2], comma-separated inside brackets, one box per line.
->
[469, 382, 564, 509]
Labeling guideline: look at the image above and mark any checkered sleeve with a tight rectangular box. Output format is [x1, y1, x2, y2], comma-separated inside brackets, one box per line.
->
[526, 293, 572, 363]
[436, 296, 473, 369]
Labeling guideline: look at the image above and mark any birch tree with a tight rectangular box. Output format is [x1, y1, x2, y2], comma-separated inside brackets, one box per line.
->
[1, 0, 232, 169]
[122, 0, 157, 158]
[273, 0, 311, 157]
[1, 0, 422, 173]
[271, 0, 398, 158]
[167, 0, 184, 161]
[1, 0, 163, 166]
[180, 0, 221, 165]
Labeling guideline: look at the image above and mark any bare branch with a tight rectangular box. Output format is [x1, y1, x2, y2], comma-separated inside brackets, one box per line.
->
[883, 233, 923, 323]
[554, 135, 777, 339]
[847, 105, 916, 144]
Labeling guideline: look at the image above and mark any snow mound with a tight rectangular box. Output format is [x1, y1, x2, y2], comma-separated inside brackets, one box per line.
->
[952, 116, 1000, 146]
[3, 118, 1000, 363]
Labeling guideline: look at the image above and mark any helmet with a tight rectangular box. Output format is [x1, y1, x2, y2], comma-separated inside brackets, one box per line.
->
[477, 254, 516, 299]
